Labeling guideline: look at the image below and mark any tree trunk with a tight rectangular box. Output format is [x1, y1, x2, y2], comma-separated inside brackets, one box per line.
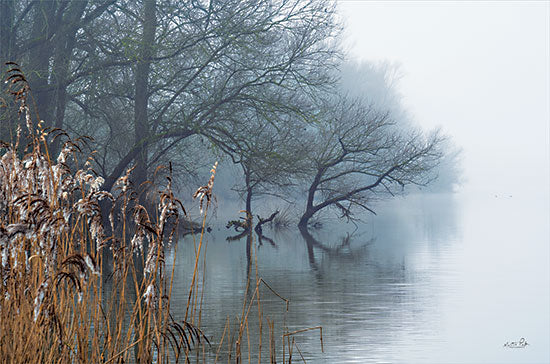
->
[50, 1, 88, 156]
[27, 0, 57, 124]
[243, 162, 253, 276]
[0, 0, 15, 70]
[0, 0, 16, 141]
[133, 0, 157, 195]
[245, 188, 252, 218]
[298, 168, 322, 228]
[244, 163, 253, 225]
[298, 207, 317, 229]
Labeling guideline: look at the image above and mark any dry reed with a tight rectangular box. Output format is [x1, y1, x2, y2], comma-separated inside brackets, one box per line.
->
[1, 64, 324, 363]
[0, 64, 208, 363]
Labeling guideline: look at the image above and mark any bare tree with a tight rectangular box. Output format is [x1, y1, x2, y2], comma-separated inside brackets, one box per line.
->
[2, 0, 339, 198]
[298, 96, 444, 228]
[207, 109, 308, 218]
[337, 59, 462, 193]
[64, 0, 339, 193]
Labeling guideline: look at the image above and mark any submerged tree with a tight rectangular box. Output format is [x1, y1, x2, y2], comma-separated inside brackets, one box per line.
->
[298, 96, 444, 228]
[337, 60, 461, 193]
[208, 105, 310, 219]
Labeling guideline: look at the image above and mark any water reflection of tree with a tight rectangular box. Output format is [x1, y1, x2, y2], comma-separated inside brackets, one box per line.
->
[172, 195, 459, 363]
[227, 228, 278, 277]
[225, 229, 252, 276]
[226, 211, 280, 275]
[298, 225, 374, 273]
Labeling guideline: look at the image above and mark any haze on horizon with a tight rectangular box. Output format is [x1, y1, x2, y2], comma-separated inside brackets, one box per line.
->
[338, 1, 550, 196]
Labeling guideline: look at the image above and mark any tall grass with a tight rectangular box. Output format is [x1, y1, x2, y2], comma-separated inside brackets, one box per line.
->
[0, 64, 324, 363]
[0, 65, 207, 363]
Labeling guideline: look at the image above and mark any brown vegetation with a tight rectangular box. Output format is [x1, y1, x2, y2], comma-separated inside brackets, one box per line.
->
[0, 66, 208, 362]
[1, 64, 323, 363]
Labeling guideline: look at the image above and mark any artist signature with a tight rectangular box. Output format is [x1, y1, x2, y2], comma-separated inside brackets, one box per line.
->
[503, 338, 529, 349]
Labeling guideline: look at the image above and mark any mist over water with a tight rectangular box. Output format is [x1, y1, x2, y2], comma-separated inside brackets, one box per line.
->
[167, 187, 549, 363]
[1, 1, 547, 362]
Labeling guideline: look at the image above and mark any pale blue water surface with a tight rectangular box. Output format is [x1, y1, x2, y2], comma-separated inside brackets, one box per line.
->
[167, 190, 550, 363]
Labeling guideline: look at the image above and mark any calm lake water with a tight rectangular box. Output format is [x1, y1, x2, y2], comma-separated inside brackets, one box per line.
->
[167, 191, 550, 363]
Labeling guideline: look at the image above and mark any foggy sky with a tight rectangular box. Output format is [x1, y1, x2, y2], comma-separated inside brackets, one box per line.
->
[338, 1, 550, 195]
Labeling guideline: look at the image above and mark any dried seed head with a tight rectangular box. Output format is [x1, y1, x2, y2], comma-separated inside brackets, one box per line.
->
[33, 281, 49, 322]
[143, 283, 156, 307]
[193, 161, 218, 215]
[84, 254, 100, 276]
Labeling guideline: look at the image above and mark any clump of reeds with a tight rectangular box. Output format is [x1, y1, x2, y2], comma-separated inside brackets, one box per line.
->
[0, 64, 208, 363]
[0, 64, 325, 363]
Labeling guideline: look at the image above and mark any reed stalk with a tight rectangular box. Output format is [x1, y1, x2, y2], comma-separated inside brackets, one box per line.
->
[1, 64, 325, 363]
[0, 65, 208, 363]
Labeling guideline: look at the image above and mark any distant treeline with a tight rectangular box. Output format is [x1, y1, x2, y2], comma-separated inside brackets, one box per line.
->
[0, 0, 460, 227]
